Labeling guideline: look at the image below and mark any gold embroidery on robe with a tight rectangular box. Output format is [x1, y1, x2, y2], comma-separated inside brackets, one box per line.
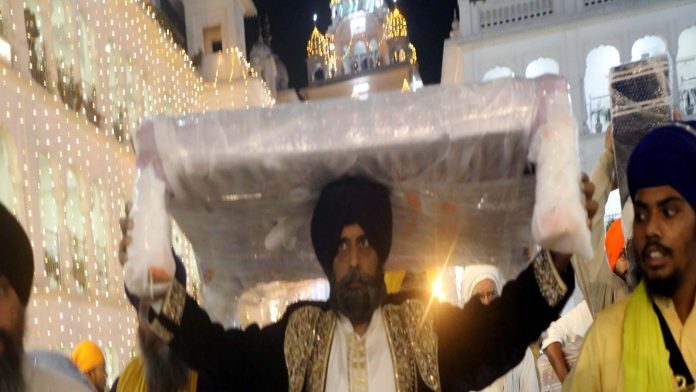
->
[284, 302, 440, 392]
[400, 300, 441, 391]
[284, 306, 323, 392]
[306, 310, 336, 392]
[383, 305, 417, 392]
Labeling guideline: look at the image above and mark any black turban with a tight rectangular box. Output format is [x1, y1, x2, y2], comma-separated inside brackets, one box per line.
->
[310, 176, 392, 278]
[0, 202, 33, 306]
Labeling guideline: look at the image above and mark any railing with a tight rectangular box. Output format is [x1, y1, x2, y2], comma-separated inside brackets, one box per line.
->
[681, 83, 696, 117]
[71, 235, 88, 293]
[43, 230, 62, 289]
[94, 245, 109, 294]
[678, 57, 696, 116]
[461, 0, 641, 36]
[477, 0, 554, 30]
[587, 94, 611, 134]
[582, 0, 615, 9]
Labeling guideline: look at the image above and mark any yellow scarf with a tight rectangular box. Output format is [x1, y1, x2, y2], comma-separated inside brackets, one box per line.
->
[116, 356, 198, 392]
[622, 280, 675, 391]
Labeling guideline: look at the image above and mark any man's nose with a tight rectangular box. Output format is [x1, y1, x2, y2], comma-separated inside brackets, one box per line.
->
[349, 246, 360, 268]
[644, 214, 662, 240]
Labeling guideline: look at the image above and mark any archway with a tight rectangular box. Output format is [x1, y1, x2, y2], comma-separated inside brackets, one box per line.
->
[525, 57, 559, 78]
[0, 130, 22, 216]
[631, 35, 667, 61]
[677, 26, 696, 115]
[66, 167, 89, 293]
[483, 66, 514, 82]
[584, 45, 620, 133]
[39, 154, 61, 289]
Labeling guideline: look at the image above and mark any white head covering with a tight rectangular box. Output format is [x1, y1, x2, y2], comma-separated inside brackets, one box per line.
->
[461, 265, 505, 303]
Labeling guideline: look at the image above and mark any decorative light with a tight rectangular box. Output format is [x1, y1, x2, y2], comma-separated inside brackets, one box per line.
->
[2, 0, 271, 383]
[384, 6, 408, 39]
[306, 26, 328, 58]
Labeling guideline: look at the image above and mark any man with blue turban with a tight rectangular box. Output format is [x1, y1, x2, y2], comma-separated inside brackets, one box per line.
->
[566, 121, 696, 391]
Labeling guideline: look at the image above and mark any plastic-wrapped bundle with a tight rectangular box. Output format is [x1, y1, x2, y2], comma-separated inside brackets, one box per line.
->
[132, 75, 591, 324]
[610, 54, 673, 207]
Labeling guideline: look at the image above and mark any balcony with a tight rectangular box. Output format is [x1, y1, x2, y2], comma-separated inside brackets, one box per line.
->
[460, 0, 659, 38]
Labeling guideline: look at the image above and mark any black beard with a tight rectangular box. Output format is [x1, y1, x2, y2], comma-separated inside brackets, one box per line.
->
[331, 268, 386, 325]
[0, 312, 25, 392]
[138, 328, 189, 392]
[644, 272, 680, 297]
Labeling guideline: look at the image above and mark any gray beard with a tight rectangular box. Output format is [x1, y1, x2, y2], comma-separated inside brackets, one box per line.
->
[138, 328, 190, 392]
[332, 269, 386, 325]
[0, 313, 25, 392]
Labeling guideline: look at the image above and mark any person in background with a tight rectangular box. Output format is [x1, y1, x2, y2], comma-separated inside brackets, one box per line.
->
[605, 219, 630, 281]
[0, 202, 90, 392]
[541, 300, 592, 384]
[572, 124, 630, 318]
[28, 349, 95, 390]
[461, 265, 540, 392]
[541, 219, 629, 384]
[111, 252, 212, 392]
[72, 340, 108, 392]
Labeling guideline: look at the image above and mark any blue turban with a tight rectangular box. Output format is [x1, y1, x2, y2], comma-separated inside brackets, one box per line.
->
[627, 121, 696, 210]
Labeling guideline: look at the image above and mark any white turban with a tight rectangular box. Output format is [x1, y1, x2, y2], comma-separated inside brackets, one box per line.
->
[461, 265, 505, 303]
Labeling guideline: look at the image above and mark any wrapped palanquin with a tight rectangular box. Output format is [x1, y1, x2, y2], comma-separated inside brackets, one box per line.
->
[131, 75, 591, 324]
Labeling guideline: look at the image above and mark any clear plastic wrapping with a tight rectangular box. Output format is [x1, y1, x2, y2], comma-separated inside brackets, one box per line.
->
[133, 76, 590, 321]
[610, 54, 673, 207]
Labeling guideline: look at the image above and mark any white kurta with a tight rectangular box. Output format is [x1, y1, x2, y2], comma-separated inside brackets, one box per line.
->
[326, 308, 397, 392]
[542, 300, 593, 351]
[473, 348, 540, 392]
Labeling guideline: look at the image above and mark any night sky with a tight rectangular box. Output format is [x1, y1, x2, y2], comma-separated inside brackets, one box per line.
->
[245, 0, 459, 90]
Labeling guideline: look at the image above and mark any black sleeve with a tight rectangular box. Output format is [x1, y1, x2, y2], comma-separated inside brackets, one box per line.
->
[436, 257, 574, 391]
[148, 283, 295, 391]
[109, 377, 118, 392]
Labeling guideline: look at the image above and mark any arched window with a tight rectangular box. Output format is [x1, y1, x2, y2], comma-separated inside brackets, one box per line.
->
[0, 131, 22, 216]
[66, 168, 88, 293]
[353, 41, 367, 71]
[584, 45, 620, 133]
[39, 154, 61, 289]
[107, 41, 128, 143]
[0, 0, 10, 39]
[483, 66, 515, 81]
[77, 11, 100, 126]
[631, 35, 667, 61]
[52, 0, 79, 109]
[677, 26, 696, 116]
[90, 184, 109, 294]
[525, 57, 560, 78]
[24, 0, 48, 85]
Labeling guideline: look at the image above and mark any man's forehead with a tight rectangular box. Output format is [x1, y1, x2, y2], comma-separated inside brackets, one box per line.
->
[635, 185, 686, 205]
[340, 223, 366, 237]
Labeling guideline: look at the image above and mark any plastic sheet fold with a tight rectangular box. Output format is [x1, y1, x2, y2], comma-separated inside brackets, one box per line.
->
[133, 76, 590, 323]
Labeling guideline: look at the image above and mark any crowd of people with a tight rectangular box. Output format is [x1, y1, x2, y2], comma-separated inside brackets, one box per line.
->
[1, 116, 695, 391]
